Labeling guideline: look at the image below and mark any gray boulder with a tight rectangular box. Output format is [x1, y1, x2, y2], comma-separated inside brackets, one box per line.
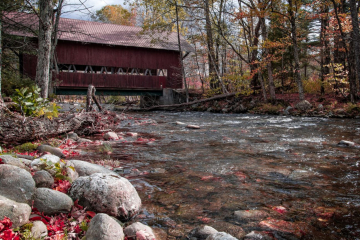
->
[67, 132, 79, 141]
[31, 221, 48, 239]
[33, 170, 54, 188]
[295, 100, 312, 111]
[69, 160, 115, 177]
[124, 222, 156, 240]
[0, 155, 29, 170]
[33, 188, 74, 215]
[85, 213, 124, 240]
[0, 164, 35, 204]
[69, 173, 141, 220]
[31, 154, 62, 172]
[104, 132, 119, 140]
[234, 210, 269, 221]
[0, 195, 32, 228]
[188, 225, 218, 239]
[206, 232, 238, 240]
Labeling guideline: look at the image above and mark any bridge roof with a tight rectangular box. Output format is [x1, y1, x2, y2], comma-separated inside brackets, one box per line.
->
[4, 12, 193, 52]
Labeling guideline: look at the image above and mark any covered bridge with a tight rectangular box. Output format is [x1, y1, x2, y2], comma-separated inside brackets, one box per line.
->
[5, 12, 193, 96]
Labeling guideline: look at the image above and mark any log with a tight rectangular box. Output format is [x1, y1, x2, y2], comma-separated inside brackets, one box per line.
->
[137, 92, 237, 111]
[0, 111, 122, 144]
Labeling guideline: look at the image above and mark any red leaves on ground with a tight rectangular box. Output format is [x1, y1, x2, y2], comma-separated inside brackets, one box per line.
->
[53, 179, 72, 193]
[0, 217, 19, 240]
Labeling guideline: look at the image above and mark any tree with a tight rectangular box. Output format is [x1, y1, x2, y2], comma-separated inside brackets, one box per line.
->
[92, 5, 134, 26]
[35, 0, 54, 98]
[350, 0, 360, 88]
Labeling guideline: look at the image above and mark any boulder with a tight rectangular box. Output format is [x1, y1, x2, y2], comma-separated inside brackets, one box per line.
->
[33, 188, 74, 215]
[234, 210, 269, 221]
[37, 145, 66, 158]
[206, 232, 238, 240]
[0, 164, 35, 204]
[295, 100, 312, 111]
[69, 173, 141, 220]
[0, 155, 29, 170]
[124, 222, 156, 240]
[104, 132, 119, 140]
[65, 161, 79, 182]
[0, 195, 32, 228]
[85, 213, 124, 240]
[33, 170, 54, 188]
[69, 160, 115, 177]
[31, 221, 48, 239]
[67, 132, 79, 141]
[188, 225, 218, 239]
[31, 154, 62, 172]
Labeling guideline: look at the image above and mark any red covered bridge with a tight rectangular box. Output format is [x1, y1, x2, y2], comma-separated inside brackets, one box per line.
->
[6, 13, 193, 96]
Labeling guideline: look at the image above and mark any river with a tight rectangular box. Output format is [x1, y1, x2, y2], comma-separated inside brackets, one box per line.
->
[78, 112, 360, 239]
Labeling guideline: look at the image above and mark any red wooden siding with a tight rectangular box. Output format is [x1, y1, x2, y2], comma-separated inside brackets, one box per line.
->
[56, 72, 167, 89]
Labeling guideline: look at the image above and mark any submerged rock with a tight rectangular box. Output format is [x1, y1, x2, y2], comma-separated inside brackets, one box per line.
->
[234, 210, 269, 221]
[338, 140, 355, 147]
[243, 231, 273, 240]
[188, 225, 218, 239]
[69, 173, 141, 220]
[288, 169, 314, 180]
[85, 213, 124, 240]
[259, 218, 308, 238]
[205, 232, 238, 240]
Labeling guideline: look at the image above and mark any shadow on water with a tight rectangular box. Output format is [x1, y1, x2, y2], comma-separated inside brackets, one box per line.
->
[75, 112, 360, 239]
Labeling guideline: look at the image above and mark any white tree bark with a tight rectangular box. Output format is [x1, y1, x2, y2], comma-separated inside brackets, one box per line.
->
[35, 0, 54, 98]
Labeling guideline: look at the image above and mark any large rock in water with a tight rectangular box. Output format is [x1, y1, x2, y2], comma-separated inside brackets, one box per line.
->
[85, 213, 124, 240]
[124, 222, 156, 240]
[69, 160, 115, 177]
[33, 188, 74, 215]
[69, 173, 141, 220]
[0, 195, 32, 228]
[0, 164, 36, 204]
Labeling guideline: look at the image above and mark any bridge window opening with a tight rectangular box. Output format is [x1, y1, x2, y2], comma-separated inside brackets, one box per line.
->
[144, 69, 152, 76]
[130, 68, 140, 75]
[84, 65, 94, 73]
[157, 69, 167, 77]
[116, 68, 126, 75]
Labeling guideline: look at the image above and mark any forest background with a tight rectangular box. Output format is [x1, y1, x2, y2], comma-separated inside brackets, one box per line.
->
[0, 0, 360, 108]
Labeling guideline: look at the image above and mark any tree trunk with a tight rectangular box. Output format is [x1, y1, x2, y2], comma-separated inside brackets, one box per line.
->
[49, 0, 64, 95]
[320, 6, 330, 95]
[175, 1, 189, 103]
[204, 0, 219, 90]
[0, 18, 2, 94]
[288, 0, 304, 101]
[350, 0, 360, 90]
[35, 0, 54, 98]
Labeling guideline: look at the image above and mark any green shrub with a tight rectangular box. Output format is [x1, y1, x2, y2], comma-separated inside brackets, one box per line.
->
[13, 142, 38, 153]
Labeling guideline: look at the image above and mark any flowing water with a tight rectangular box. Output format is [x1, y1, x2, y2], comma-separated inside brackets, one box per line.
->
[80, 112, 360, 239]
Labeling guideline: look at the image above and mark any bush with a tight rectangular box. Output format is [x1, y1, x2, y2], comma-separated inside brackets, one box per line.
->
[13, 142, 38, 153]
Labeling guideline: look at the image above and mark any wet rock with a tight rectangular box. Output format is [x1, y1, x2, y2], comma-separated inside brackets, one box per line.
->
[65, 161, 79, 182]
[295, 100, 312, 111]
[211, 222, 245, 239]
[77, 137, 93, 143]
[126, 132, 138, 137]
[288, 169, 314, 180]
[187, 125, 200, 129]
[234, 210, 269, 221]
[33, 188, 74, 215]
[33, 170, 54, 188]
[0, 155, 29, 170]
[0, 164, 35, 204]
[37, 145, 66, 158]
[85, 213, 124, 240]
[69, 173, 141, 220]
[0, 195, 32, 228]
[176, 121, 186, 125]
[243, 231, 273, 240]
[124, 222, 156, 240]
[69, 160, 116, 177]
[31, 221, 48, 239]
[284, 106, 293, 115]
[338, 140, 355, 147]
[151, 168, 166, 174]
[259, 218, 308, 238]
[205, 232, 238, 240]
[104, 132, 119, 140]
[188, 225, 218, 239]
[317, 104, 324, 112]
[31, 154, 62, 172]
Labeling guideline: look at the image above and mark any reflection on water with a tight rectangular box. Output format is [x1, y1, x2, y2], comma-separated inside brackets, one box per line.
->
[80, 112, 360, 239]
